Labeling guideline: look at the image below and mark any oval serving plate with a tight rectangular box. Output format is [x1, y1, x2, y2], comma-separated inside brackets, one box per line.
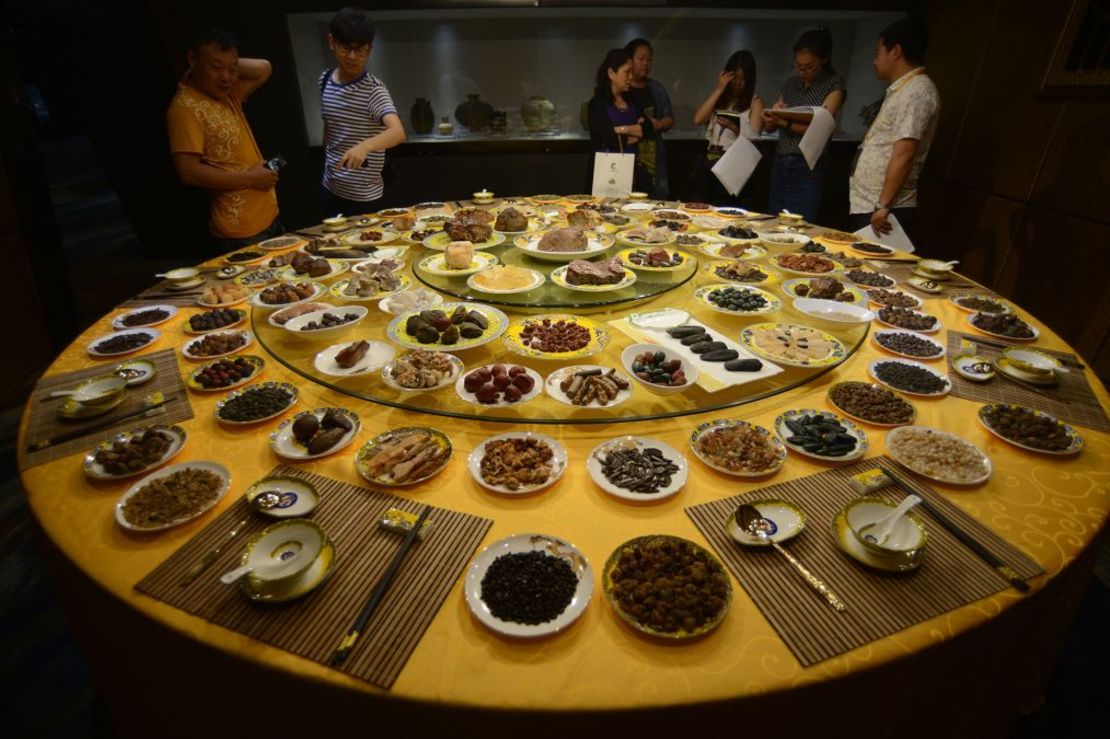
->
[544, 365, 633, 409]
[354, 426, 452, 487]
[183, 308, 247, 335]
[885, 425, 992, 486]
[977, 404, 1083, 456]
[387, 302, 509, 352]
[694, 284, 781, 316]
[84, 424, 188, 480]
[112, 304, 178, 330]
[422, 231, 506, 251]
[464, 532, 593, 639]
[328, 273, 412, 302]
[773, 409, 868, 462]
[454, 365, 543, 407]
[467, 266, 546, 295]
[418, 251, 498, 277]
[114, 461, 231, 533]
[740, 322, 847, 368]
[586, 436, 688, 502]
[602, 534, 731, 641]
[867, 358, 952, 398]
[314, 340, 395, 377]
[615, 247, 689, 272]
[826, 381, 918, 428]
[871, 329, 946, 361]
[780, 277, 867, 305]
[467, 432, 568, 495]
[381, 351, 464, 393]
[214, 381, 299, 426]
[269, 408, 361, 461]
[689, 419, 787, 477]
[86, 328, 160, 358]
[549, 264, 636, 293]
[513, 232, 615, 262]
[180, 329, 254, 361]
[501, 314, 610, 361]
[186, 354, 265, 392]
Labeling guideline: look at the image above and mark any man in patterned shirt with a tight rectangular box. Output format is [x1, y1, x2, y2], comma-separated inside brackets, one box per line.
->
[319, 7, 406, 216]
[849, 20, 939, 239]
[167, 28, 282, 252]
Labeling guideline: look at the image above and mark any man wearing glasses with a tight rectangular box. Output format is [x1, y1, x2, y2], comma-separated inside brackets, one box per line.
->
[320, 7, 406, 217]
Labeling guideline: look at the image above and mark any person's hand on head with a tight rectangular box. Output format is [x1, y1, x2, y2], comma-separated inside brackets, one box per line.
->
[716, 70, 735, 91]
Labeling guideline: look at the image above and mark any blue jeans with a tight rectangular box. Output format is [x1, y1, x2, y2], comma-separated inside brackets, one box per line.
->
[768, 154, 826, 222]
[210, 218, 285, 253]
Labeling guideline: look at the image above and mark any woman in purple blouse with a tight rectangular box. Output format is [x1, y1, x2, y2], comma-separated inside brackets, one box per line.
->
[587, 48, 652, 193]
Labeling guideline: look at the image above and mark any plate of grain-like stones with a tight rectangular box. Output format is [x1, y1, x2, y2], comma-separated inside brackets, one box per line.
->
[464, 532, 594, 639]
[587, 436, 688, 502]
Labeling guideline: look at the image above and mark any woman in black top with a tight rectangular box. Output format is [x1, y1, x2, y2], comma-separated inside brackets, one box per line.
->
[587, 48, 651, 193]
[763, 28, 846, 222]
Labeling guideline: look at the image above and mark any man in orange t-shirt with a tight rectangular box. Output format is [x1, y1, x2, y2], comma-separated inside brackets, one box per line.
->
[166, 28, 282, 251]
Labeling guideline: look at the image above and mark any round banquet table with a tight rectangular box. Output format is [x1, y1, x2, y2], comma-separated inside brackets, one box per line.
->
[19, 200, 1110, 739]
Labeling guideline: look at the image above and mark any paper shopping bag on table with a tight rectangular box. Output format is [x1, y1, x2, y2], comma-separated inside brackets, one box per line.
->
[591, 151, 635, 198]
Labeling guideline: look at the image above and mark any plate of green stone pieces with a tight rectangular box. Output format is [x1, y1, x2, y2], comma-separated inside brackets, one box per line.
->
[464, 533, 594, 639]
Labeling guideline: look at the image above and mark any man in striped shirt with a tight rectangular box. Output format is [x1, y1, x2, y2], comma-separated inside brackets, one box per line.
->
[320, 7, 406, 217]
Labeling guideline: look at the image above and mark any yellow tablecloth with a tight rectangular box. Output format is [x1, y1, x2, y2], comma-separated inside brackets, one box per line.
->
[18, 213, 1110, 719]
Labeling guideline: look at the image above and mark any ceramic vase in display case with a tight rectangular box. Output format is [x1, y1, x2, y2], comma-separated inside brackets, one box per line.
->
[410, 98, 434, 134]
[521, 96, 556, 132]
[455, 94, 493, 131]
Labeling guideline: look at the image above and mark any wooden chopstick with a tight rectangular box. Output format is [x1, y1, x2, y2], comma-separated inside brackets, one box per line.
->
[329, 504, 432, 667]
[877, 466, 1030, 593]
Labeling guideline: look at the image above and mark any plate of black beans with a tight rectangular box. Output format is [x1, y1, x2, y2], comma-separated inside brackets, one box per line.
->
[465, 533, 593, 638]
[868, 359, 951, 397]
[872, 329, 945, 360]
[214, 382, 299, 425]
[86, 328, 160, 357]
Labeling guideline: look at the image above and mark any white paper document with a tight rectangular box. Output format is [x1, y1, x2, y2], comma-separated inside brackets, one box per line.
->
[711, 136, 762, 196]
[852, 212, 916, 253]
[782, 106, 836, 169]
[591, 151, 635, 198]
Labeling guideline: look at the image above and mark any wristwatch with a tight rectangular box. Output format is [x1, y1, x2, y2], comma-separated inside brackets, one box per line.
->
[873, 202, 891, 212]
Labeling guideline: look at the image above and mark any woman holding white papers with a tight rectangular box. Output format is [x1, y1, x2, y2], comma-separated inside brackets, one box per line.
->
[690, 50, 763, 205]
[764, 28, 845, 222]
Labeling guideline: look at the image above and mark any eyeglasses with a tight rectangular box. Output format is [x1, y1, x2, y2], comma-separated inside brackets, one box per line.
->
[337, 43, 370, 58]
[795, 63, 820, 74]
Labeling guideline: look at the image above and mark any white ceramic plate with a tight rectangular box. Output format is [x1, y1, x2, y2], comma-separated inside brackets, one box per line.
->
[468, 431, 568, 495]
[694, 284, 781, 316]
[328, 273, 412, 302]
[977, 404, 1083, 456]
[698, 240, 766, 260]
[545, 365, 633, 409]
[275, 259, 350, 282]
[86, 328, 160, 357]
[381, 351, 465, 392]
[84, 425, 188, 480]
[454, 365, 543, 407]
[871, 329, 946, 361]
[314, 340, 396, 377]
[282, 306, 369, 340]
[885, 425, 993, 486]
[112, 305, 178, 330]
[866, 288, 924, 310]
[773, 409, 868, 462]
[725, 498, 807, 546]
[183, 309, 247, 335]
[467, 266, 546, 294]
[266, 302, 333, 328]
[269, 408, 361, 460]
[418, 251, 499, 277]
[548, 264, 636, 292]
[114, 461, 230, 532]
[378, 288, 444, 315]
[249, 282, 326, 310]
[875, 308, 942, 334]
[689, 420, 787, 477]
[180, 329, 254, 361]
[464, 533, 594, 638]
[214, 382, 299, 426]
[586, 436, 688, 502]
[868, 358, 952, 397]
[513, 232, 614, 262]
[966, 312, 1040, 342]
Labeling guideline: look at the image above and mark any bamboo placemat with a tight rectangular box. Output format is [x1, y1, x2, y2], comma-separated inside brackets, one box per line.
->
[946, 331, 1109, 431]
[22, 349, 193, 470]
[685, 457, 1043, 667]
[120, 268, 224, 308]
[866, 260, 996, 296]
[136, 466, 492, 690]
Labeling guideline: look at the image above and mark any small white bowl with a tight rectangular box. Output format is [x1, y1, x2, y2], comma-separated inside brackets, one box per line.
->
[843, 497, 927, 556]
[236, 520, 326, 585]
[792, 298, 874, 327]
[620, 343, 698, 396]
[1001, 347, 1065, 376]
[163, 267, 200, 284]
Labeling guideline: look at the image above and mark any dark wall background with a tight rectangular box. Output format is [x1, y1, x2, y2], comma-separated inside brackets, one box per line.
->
[917, 0, 1110, 376]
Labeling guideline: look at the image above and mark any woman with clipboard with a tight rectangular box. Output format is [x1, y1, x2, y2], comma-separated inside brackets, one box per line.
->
[690, 50, 763, 205]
